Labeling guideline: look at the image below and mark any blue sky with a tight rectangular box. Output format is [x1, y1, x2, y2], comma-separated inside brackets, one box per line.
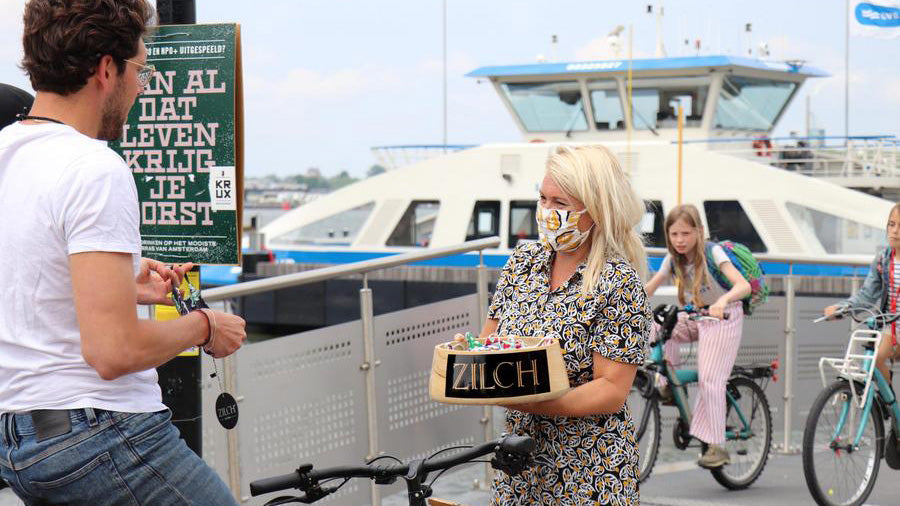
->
[1, 1, 897, 177]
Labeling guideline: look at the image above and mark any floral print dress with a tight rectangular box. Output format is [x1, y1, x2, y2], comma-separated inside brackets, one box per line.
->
[488, 242, 650, 506]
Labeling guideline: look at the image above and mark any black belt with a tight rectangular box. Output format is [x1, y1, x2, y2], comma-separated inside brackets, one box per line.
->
[29, 410, 73, 442]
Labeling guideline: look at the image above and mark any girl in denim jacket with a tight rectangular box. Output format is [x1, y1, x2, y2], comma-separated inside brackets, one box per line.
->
[824, 203, 900, 384]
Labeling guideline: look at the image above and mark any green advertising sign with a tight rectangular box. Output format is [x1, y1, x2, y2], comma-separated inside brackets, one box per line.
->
[112, 23, 243, 265]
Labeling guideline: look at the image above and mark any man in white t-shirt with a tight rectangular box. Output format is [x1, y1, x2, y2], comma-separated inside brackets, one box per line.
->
[0, 1, 246, 504]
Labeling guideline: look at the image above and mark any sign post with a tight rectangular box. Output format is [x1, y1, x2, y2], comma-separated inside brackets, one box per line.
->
[112, 23, 243, 457]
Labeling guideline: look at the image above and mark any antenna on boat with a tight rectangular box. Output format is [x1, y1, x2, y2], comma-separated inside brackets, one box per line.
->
[551, 34, 558, 62]
[745, 22, 752, 56]
[607, 25, 624, 58]
[647, 2, 667, 57]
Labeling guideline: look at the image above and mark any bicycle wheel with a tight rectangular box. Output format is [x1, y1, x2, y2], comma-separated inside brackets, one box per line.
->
[802, 380, 883, 506]
[627, 383, 660, 483]
[711, 376, 772, 490]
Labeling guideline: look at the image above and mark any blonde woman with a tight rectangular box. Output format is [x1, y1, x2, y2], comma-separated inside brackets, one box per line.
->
[485, 145, 650, 505]
[644, 204, 751, 469]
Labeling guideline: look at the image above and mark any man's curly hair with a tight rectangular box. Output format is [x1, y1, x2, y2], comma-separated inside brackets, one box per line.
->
[22, 0, 155, 96]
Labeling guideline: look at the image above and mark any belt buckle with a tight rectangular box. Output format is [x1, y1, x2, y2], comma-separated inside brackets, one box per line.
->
[30, 410, 72, 442]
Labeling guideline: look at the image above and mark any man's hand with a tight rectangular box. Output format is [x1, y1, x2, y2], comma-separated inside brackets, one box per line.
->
[204, 310, 248, 359]
[135, 259, 194, 305]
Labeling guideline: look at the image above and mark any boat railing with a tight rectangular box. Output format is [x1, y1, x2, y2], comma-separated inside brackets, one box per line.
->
[684, 135, 900, 182]
[370, 144, 478, 170]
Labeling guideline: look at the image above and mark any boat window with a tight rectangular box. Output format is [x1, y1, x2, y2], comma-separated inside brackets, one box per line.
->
[466, 201, 501, 242]
[714, 76, 797, 131]
[786, 202, 885, 254]
[500, 81, 588, 132]
[642, 200, 666, 248]
[509, 200, 539, 248]
[703, 200, 767, 252]
[270, 202, 375, 246]
[386, 200, 440, 247]
[627, 76, 710, 130]
[587, 80, 625, 130]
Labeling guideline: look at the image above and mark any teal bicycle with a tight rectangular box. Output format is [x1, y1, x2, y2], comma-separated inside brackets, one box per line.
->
[629, 304, 774, 488]
[802, 306, 900, 506]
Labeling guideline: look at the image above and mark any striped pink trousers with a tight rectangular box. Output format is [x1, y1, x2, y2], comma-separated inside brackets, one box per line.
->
[654, 301, 744, 445]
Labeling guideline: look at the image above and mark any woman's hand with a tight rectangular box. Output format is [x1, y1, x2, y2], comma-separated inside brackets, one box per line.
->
[823, 305, 839, 319]
[135, 259, 194, 305]
[708, 298, 728, 319]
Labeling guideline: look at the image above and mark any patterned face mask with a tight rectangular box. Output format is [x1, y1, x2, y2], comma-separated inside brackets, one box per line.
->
[535, 205, 593, 252]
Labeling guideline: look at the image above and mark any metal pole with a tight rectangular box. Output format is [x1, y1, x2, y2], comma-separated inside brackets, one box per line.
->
[476, 251, 494, 487]
[221, 299, 242, 500]
[782, 266, 798, 453]
[844, 0, 850, 145]
[626, 25, 633, 173]
[442, 0, 447, 154]
[359, 275, 380, 506]
[677, 103, 684, 205]
[224, 354, 241, 499]
[156, 0, 196, 24]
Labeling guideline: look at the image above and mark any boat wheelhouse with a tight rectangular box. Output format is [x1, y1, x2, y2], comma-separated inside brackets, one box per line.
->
[259, 55, 894, 270]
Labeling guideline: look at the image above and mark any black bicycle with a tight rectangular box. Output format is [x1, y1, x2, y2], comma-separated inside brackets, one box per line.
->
[249, 434, 535, 505]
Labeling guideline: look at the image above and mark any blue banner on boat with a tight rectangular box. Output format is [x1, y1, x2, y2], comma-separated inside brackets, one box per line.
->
[852, 1, 900, 37]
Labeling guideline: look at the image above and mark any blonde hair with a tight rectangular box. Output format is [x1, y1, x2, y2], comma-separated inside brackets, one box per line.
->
[664, 204, 709, 306]
[545, 144, 648, 295]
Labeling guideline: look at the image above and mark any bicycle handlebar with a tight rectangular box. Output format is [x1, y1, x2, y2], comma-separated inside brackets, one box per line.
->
[249, 434, 535, 498]
[814, 306, 900, 325]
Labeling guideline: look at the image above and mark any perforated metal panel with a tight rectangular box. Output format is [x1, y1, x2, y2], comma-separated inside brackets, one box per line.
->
[374, 295, 486, 498]
[225, 320, 370, 505]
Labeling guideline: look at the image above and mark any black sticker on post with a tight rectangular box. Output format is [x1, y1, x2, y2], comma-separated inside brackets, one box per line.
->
[444, 350, 551, 399]
[216, 392, 239, 429]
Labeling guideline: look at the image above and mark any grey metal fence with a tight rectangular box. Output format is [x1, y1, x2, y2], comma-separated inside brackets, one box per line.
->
[198, 240, 871, 504]
[202, 238, 500, 505]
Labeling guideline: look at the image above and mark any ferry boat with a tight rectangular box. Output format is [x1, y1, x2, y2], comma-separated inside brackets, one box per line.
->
[207, 55, 897, 285]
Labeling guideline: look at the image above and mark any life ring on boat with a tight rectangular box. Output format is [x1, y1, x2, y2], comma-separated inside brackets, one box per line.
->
[752, 137, 772, 157]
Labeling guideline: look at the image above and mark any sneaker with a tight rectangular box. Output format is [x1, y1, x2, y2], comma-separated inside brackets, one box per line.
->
[698, 445, 730, 469]
[658, 384, 675, 406]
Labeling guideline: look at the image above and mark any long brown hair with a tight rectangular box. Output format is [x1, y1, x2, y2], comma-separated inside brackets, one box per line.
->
[665, 204, 708, 305]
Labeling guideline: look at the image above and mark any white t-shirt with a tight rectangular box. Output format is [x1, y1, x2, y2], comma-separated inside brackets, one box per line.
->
[658, 244, 732, 307]
[0, 122, 165, 413]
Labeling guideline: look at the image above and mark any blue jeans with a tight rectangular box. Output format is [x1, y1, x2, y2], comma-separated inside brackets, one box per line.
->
[0, 408, 237, 505]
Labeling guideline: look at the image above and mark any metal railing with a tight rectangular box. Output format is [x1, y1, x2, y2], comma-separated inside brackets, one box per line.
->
[686, 135, 900, 182]
[648, 247, 873, 453]
[205, 240, 876, 501]
[369, 144, 478, 171]
[203, 236, 501, 505]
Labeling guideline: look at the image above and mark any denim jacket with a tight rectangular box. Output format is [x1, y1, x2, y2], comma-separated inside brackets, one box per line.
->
[839, 247, 891, 312]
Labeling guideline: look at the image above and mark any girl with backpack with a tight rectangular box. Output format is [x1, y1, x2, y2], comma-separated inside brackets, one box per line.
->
[823, 202, 900, 390]
[644, 203, 751, 469]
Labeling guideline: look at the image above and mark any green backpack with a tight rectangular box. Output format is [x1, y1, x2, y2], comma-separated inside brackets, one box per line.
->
[704, 240, 769, 315]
